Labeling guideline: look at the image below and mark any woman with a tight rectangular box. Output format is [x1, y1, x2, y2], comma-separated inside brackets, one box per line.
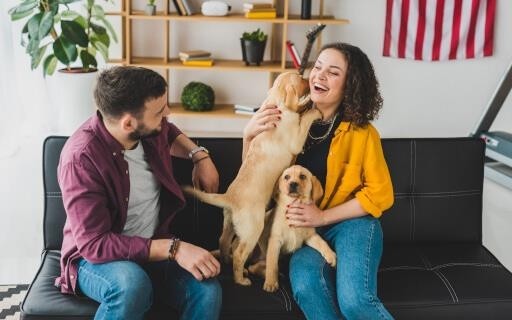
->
[243, 43, 394, 320]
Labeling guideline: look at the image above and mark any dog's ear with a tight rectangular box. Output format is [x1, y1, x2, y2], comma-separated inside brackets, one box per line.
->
[284, 84, 298, 110]
[311, 175, 324, 204]
[272, 176, 281, 201]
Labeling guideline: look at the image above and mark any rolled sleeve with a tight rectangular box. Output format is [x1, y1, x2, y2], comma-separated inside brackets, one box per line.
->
[354, 126, 394, 218]
[58, 158, 151, 264]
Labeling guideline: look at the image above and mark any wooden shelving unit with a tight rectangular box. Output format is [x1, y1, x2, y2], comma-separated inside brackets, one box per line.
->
[108, 0, 349, 133]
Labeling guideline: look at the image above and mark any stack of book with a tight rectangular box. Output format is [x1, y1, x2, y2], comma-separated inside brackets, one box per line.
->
[172, 0, 195, 16]
[243, 2, 277, 19]
[234, 104, 260, 115]
[286, 41, 301, 69]
[179, 50, 213, 67]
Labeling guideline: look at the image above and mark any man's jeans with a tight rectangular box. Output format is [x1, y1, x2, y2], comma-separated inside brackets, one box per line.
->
[77, 258, 222, 320]
[289, 215, 394, 320]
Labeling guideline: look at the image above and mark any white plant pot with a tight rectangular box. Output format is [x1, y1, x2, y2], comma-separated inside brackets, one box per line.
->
[46, 69, 98, 135]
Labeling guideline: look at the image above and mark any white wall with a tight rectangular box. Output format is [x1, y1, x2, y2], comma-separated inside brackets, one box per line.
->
[1, 0, 511, 283]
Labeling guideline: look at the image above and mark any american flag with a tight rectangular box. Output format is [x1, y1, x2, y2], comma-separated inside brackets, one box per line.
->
[383, 0, 496, 61]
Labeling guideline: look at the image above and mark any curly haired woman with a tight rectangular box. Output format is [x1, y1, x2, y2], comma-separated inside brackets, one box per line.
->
[243, 43, 395, 319]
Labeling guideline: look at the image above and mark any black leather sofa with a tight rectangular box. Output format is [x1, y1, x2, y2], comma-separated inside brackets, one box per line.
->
[21, 136, 512, 319]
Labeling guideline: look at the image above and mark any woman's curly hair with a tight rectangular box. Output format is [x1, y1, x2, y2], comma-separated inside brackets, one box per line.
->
[318, 43, 383, 127]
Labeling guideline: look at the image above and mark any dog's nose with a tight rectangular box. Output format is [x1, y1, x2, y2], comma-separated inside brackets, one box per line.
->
[289, 182, 299, 192]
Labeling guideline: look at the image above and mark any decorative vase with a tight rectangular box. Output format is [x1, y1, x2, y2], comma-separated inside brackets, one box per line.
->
[145, 4, 156, 15]
[46, 68, 98, 135]
[240, 39, 267, 66]
[301, 0, 312, 19]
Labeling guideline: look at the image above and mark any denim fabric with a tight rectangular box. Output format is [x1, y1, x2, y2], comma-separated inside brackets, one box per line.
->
[289, 215, 393, 320]
[77, 259, 222, 320]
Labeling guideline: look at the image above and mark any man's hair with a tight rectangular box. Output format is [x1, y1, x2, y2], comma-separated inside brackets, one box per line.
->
[319, 42, 383, 127]
[94, 66, 167, 119]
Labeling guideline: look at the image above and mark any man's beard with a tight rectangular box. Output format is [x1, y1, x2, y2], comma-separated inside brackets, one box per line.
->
[128, 123, 161, 141]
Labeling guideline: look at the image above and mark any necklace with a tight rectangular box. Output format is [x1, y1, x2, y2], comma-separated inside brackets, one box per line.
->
[308, 113, 338, 142]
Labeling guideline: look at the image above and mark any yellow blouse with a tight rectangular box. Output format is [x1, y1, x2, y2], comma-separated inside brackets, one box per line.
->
[319, 121, 394, 218]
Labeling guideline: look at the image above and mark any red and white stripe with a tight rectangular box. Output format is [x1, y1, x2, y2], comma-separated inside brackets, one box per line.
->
[383, 0, 496, 61]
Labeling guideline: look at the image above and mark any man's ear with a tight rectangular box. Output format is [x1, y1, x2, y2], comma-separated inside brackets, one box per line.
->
[120, 113, 136, 133]
[311, 175, 324, 204]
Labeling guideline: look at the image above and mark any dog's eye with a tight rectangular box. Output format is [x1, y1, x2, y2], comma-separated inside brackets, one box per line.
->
[284, 175, 290, 180]
[299, 174, 306, 180]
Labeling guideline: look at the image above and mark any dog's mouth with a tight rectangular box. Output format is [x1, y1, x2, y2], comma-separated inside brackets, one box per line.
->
[286, 190, 301, 198]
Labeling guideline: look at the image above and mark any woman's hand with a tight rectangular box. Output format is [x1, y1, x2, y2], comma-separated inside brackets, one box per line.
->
[242, 104, 282, 142]
[286, 200, 326, 228]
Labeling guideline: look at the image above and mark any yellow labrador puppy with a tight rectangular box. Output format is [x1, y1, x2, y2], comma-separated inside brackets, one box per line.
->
[184, 72, 322, 286]
[250, 165, 336, 292]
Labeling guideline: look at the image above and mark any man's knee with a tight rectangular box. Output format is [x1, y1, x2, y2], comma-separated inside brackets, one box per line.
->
[190, 278, 222, 307]
[109, 262, 153, 313]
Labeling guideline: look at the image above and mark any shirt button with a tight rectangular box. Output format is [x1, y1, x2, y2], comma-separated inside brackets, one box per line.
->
[125, 170, 129, 175]
[121, 150, 125, 154]
[70, 275, 75, 279]
[125, 197, 129, 202]
[113, 152, 116, 156]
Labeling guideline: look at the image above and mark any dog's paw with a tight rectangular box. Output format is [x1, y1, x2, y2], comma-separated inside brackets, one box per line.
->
[235, 276, 252, 286]
[263, 280, 279, 292]
[324, 250, 337, 267]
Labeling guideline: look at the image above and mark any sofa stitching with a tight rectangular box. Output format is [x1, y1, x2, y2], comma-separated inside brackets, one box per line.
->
[378, 263, 503, 272]
[409, 141, 414, 242]
[395, 189, 481, 195]
[279, 284, 292, 311]
[435, 270, 459, 303]
[412, 140, 417, 242]
[395, 192, 481, 199]
[277, 287, 290, 311]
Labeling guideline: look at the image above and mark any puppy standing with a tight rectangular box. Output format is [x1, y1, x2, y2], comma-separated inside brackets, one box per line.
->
[184, 72, 322, 286]
[250, 165, 336, 292]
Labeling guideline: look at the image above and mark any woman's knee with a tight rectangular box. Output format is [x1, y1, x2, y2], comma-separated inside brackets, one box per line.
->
[289, 247, 331, 300]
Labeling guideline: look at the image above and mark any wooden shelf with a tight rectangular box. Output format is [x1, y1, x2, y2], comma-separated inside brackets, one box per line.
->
[169, 103, 251, 119]
[129, 11, 287, 23]
[286, 15, 350, 25]
[130, 57, 286, 72]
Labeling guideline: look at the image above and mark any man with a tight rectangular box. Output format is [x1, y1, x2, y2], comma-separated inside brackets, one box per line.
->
[56, 66, 222, 320]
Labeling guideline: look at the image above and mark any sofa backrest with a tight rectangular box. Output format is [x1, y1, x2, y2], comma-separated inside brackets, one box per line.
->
[42, 136, 484, 251]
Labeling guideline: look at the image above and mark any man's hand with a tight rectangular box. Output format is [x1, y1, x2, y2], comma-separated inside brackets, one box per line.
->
[192, 154, 219, 193]
[175, 241, 221, 281]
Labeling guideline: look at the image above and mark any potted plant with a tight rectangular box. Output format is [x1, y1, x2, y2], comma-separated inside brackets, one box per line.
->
[181, 82, 215, 112]
[146, 0, 156, 16]
[8, 0, 117, 134]
[240, 28, 267, 66]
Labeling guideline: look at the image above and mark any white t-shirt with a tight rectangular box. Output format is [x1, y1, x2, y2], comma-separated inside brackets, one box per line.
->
[122, 142, 160, 238]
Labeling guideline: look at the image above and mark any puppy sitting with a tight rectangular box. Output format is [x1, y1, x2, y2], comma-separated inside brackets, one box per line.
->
[184, 72, 322, 286]
[250, 165, 336, 292]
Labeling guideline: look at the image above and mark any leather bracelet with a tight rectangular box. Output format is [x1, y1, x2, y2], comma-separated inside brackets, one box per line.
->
[168, 237, 180, 261]
[193, 155, 210, 165]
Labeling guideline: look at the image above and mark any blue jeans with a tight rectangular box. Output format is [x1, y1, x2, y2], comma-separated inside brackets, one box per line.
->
[289, 215, 393, 320]
[77, 259, 222, 320]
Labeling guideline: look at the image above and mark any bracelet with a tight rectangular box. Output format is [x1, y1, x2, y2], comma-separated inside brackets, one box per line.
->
[168, 237, 181, 261]
[188, 146, 209, 159]
[193, 155, 210, 165]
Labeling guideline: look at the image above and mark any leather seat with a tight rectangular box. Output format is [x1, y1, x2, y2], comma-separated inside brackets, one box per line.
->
[21, 137, 512, 319]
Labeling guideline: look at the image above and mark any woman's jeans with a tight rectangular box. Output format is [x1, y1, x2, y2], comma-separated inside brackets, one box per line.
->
[289, 215, 394, 320]
[77, 258, 222, 320]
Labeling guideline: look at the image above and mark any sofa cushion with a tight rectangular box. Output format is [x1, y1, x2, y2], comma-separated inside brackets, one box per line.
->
[379, 244, 512, 319]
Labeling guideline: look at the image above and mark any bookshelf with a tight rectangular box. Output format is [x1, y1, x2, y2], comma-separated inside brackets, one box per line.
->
[108, 0, 349, 136]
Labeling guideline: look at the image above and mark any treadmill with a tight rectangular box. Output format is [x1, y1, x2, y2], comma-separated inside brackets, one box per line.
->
[471, 60, 512, 189]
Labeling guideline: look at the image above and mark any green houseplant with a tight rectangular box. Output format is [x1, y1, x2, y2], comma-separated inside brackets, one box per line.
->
[240, 28, 267, 66]
[146, 0, 156, 15]
[8, 0, 117, 76]
[181, 82, 215, 112]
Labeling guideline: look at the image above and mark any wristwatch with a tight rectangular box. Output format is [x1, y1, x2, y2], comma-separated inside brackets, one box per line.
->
[188, 146, 209, 159]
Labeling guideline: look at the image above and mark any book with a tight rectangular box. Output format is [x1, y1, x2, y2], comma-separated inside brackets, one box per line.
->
[245, 11, 277, 19]
[234, 104, 260, 112]
[179, 56, 213, 61]
[235, 109, 257, 116]
[179, 50, 211, 59]
[243, 8, 277, 13]
[172, 0, 184, 15]
[182, 59, 214, 67]
[181, 0, 195, 15]
[176, 0, 188, 16]
[243, 2, 274, 10]
[286, 41, 300, 69]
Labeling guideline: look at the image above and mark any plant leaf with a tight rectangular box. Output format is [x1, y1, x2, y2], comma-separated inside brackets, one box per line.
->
[61, 20, 88, 48]
[91, 38, 108, 61]
[38, 11, 54, 40]
[80, 50, 97, 70]
[90, 22, 106, 35]
[91, 4, 105, 18]
[53, 36, 78, 65]
[58, 0, 82, 4]
[98, 17, 117, 43]
[43, 54, 58, 77]
[27, 13, 42, 40]
[26, 37, 40, 55]
[31, 44, 49, 70]
[8, 0, 38, 20]
[90, 32, 110, 48]
[73, 16, 88, 29]
[60, 10, 82, 20]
